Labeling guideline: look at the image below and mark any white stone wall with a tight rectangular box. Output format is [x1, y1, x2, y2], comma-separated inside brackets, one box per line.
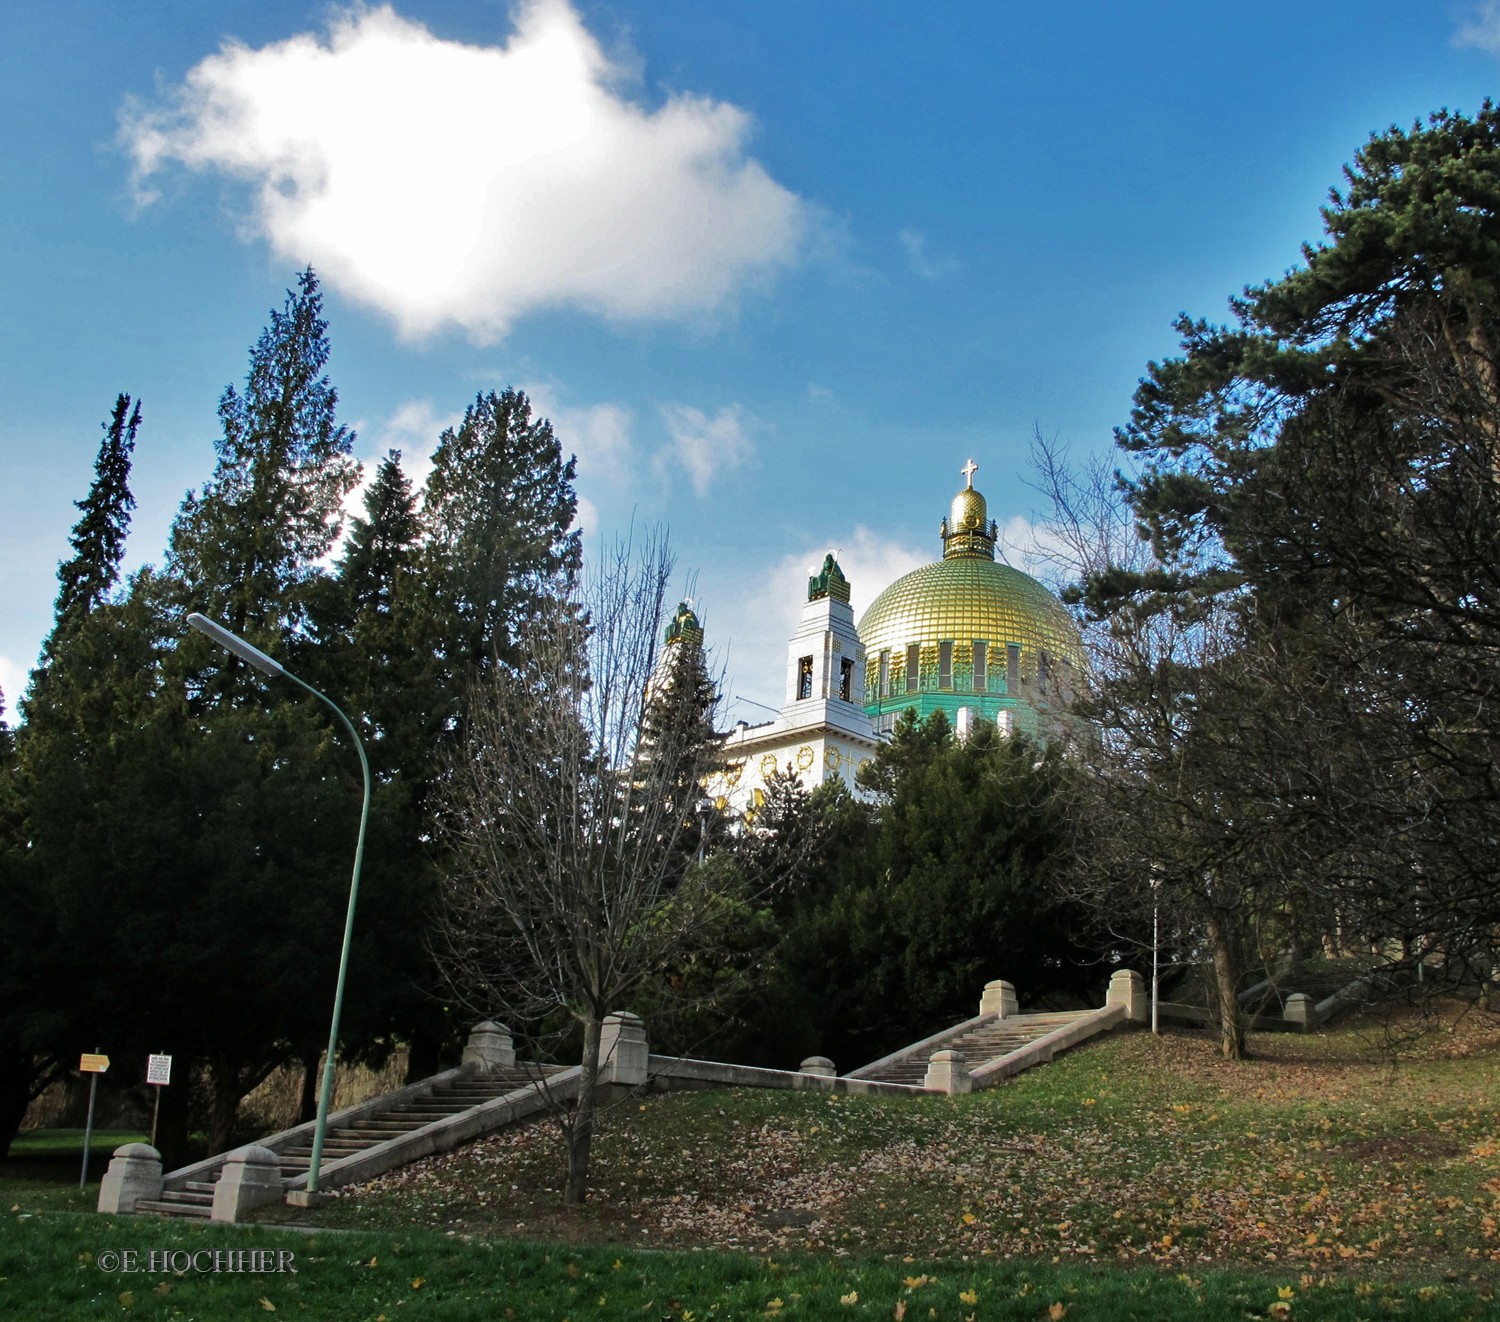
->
[711, 729, 878, 821]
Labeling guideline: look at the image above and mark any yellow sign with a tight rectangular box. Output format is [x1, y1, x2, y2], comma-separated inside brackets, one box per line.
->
[79, 1053, 110, 1074]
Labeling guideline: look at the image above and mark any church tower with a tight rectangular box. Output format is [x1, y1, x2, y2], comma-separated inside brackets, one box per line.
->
[712, 553, 880, 820]
[783, 553, 867, 722]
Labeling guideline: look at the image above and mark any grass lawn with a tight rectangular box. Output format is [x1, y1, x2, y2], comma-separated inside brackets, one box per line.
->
[5, 1007, 1500, 1318]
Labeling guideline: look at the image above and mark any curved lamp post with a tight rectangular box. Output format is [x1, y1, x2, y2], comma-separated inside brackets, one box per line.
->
[186, 613, 370, 1196]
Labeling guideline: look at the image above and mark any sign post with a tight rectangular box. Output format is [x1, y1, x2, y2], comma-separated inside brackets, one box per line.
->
[78, 1051, 110, 1190]
[146, 1054, 172, 1150]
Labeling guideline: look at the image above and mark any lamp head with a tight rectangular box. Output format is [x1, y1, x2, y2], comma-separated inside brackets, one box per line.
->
[186, 613, 285, 678]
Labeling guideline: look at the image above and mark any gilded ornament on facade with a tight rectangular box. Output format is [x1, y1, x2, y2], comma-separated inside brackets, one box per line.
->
[796, 745, 814, 771]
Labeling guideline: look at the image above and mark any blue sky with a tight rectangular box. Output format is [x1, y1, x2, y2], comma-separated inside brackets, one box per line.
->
[3, 1, 1499, 723]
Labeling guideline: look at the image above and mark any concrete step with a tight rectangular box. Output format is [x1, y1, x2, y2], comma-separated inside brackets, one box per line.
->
[136, 1198, 212, 1219]
[184, 1181, 219, 1194]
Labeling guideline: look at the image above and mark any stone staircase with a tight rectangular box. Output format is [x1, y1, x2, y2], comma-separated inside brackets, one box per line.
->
[1241, 965, 1379, 1018]
[103, 987, 1153, 1224]
[854, 1011, 1098, 1087]
[847, 973, 1144, 1092]
[275, 1065, 563, 1182]
[136, 1064, 565, 1220]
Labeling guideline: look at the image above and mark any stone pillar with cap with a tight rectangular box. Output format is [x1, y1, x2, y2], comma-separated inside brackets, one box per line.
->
[463, 1020, 516, 1071]
[97, 1143, 163, 1214]
[211, 1145, 285, 1222]
[980, 979, 1018, 1018]
[799, 1056, 837, 1077]
[1283, 992, 1315, 1031]
[599, 1012, 649, 1087]
[1106, 969, 1148, 1022]
[924, 1049, 973, 1095]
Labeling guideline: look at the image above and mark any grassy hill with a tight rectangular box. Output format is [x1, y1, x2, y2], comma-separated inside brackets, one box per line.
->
[6, 1005, 1500, 1318]
[269, 1004, 1500, 1273]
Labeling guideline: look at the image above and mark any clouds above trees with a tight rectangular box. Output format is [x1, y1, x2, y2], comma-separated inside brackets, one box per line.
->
[122, 1, 809, 342]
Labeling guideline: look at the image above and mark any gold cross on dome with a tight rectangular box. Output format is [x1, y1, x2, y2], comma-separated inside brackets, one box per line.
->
[961, 458, 979, 489]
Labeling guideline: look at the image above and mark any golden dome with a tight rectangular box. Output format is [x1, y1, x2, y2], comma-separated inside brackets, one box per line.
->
[858, 556, 1084, 674]
[859, 463, 1085, 718]
[950, 486, 988, 534]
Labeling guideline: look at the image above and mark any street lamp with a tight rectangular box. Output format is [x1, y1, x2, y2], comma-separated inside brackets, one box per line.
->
[186, 613, 371, 1196]
[695, 796, 714, 865]
[1150, 873, 1162, 1036]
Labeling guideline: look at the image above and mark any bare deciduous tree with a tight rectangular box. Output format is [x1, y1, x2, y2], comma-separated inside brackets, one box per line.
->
[432, 531, 740, 1204]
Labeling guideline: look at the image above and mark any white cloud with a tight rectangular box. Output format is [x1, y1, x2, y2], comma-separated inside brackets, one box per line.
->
[521, 383, 636, 493]
[1456, 1, 1500, 52]
[898, 227, 960, 281]
[711, 527, 927, 719]
[0, 653, 25, 725]
[658, 403, 756, 496]
[122, 2, 809, 342]
[572, 493, 601, 536]
[342, 397, 461, 529]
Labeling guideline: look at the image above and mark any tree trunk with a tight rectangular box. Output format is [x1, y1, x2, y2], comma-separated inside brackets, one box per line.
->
[564, 1013, 602, 1205]
[404, 1027, 443, 1085]
[0, 1044, 41, 1161]
[1206, 912, 1246, 1060]
[297, 1048, 321, 1125]
[153, 1062, 192, 1171]
[206, 1059, 241, 1155]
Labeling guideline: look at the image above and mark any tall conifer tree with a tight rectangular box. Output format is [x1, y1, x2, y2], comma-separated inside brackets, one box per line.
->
[49, 393, 140, 646]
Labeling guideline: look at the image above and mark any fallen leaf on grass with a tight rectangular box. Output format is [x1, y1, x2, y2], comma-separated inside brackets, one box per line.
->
[259, 1298, 276, 1312]
[1048, 1304, 1067, 1320]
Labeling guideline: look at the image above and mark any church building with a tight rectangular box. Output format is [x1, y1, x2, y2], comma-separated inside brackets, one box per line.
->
[704, 461, 1084, 819]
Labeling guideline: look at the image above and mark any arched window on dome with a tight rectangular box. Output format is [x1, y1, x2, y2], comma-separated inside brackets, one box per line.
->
[877, 649, 890, 698]
[973, 641, 988, 693]
[1006, 643, 1021, 694]
[939, 640, 953, 690]
[905, 644, 920, 694]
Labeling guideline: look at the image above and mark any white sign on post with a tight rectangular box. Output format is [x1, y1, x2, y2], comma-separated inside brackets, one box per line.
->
[146, 1053, 172, 1086]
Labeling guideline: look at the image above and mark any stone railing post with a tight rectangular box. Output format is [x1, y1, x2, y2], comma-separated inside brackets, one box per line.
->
[980, 980, 1018, 1018]
[924, 1049, 973, 1095]
[599, 1012, 649, 1087]
[799, 1056, 837, 1078]
[211, 1145, 285, 1222]
[1106, 969, 1148, 1022]
[1283, 992, 1315, 1031]
[97, 1143, 163, 1214]
[462, 1020, 516, 1072]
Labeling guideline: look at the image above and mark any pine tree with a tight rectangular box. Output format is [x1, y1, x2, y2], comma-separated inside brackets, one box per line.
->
[1, 396, 146, 1154]
[639, 602, 724, 871]
[1104, 105, 1500, 1012]
[49, 394, 140, 646]
[168, 268, 357, 642]
[419, 389, 580, 687]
